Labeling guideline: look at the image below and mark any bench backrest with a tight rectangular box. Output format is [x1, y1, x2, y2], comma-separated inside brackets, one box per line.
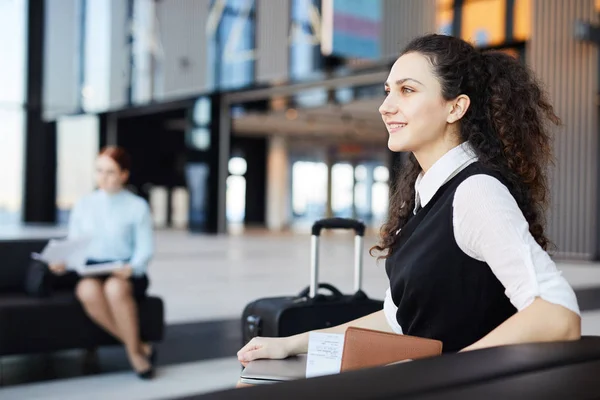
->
[0, 239, 50, 292]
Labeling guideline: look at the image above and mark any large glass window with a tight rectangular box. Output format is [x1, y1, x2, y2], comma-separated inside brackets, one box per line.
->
[82, 0, 111, 112]
[209, 0, 256, 90]
[56, 115, 99, 223]
[43, 0, 81, 119]
[0, 0, 27, 224]
[289, 0, 328, 107]
[132, 0, 159, 104]
[290, 0, 322, 80]
[372, 165, 389, 225]
[0, 110, 25, 224]
[46, 0, 161, 112]
[331, 163, 354, 218]
[354, 165, 369, 220]
[292, 161, 328, 220]
[0, 0, 27, 105]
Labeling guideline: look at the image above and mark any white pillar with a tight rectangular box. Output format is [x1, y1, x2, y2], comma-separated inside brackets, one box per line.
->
[149, 186, 168, 228]
[266, 136, 290, 231]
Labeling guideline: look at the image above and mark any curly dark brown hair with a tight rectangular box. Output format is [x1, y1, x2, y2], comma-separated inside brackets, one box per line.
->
[371, 34, 560, 259]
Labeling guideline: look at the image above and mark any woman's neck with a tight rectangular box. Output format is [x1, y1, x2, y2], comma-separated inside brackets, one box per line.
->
[100, 188, 124, 196]
[414, 138, 463, 174]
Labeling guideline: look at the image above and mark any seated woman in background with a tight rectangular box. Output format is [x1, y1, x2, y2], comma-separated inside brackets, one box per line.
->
[50, 146, 155, 379]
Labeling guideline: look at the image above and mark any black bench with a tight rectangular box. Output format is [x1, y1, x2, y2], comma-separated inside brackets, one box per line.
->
[0, 238, 164, 356]
[187, 337, 600, 399]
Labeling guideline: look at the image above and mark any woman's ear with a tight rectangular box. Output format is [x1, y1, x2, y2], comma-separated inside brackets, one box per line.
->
[447, 94, 470, 124]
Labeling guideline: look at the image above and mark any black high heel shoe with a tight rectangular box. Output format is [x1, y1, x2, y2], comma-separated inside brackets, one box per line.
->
[137, 366, 154, 380]
[132, 352, 154, 380]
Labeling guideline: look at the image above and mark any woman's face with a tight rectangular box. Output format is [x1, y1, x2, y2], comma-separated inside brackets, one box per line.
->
[95, 155, 128, 193]
[379, 52, 462, 167]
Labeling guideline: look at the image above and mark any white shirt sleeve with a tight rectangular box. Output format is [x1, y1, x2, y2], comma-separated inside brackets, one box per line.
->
[453, 174, 580, 316]
[383, 287, 404, 334]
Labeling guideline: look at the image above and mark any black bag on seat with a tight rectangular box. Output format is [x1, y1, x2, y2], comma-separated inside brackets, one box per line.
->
[24, 258, 53, 297]
[241, 218, 383, 344]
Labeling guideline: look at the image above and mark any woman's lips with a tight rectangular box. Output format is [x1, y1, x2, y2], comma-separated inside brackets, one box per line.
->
[387, 122, 407, 134]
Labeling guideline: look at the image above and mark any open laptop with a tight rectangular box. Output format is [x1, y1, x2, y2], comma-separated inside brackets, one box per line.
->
[240, 355, 307, 385]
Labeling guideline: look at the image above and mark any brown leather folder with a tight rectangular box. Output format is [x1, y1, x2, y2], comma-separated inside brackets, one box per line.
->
[340, 327, 443, 372]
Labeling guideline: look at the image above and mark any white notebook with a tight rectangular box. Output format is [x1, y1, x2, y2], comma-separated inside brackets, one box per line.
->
[76, 261, 126, 276]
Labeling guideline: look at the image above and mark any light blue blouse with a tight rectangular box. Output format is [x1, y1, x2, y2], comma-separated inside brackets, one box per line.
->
[68, 190, 154, 276]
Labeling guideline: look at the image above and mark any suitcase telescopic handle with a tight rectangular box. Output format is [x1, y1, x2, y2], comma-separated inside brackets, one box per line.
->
[309, 218, 366, 298]
[311, 218, 366, 237]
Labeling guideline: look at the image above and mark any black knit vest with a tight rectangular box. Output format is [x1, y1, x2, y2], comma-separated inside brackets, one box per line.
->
[385, 162, 517, 353]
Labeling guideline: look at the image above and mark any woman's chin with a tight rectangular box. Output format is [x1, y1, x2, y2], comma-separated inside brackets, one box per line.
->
[387, 138, 411, 153]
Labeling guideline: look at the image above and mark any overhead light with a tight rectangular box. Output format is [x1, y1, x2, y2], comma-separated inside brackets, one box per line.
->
[271, 96, 287, 111]
[285, 108, 298, 120]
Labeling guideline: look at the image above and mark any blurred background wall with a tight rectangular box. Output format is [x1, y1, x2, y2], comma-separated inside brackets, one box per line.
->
[2, 0, 600, 259]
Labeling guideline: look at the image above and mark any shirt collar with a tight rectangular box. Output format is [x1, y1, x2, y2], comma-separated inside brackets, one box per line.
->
[414, 142, 478, 213]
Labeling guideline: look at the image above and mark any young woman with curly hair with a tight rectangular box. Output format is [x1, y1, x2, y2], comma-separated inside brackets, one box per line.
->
[237, 34, 581, 363]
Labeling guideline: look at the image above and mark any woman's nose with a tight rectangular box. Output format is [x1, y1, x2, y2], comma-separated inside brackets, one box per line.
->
[379, 97, 396, 116]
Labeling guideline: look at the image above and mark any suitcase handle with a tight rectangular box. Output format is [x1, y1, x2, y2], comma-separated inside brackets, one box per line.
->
[309, 218, 365, 298]
[298, 283, 344, 299]
[311, 218, 365, 237]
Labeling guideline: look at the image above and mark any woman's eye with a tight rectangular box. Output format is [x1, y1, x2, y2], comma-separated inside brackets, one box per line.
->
[384, 88, 390, 95]
[401, 87, 414, 94]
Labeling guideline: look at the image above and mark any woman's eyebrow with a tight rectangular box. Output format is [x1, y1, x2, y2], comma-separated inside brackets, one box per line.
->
[384, 78, 424, 87]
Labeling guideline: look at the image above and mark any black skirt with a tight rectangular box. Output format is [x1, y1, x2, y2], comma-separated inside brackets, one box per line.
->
[91, 273, 149, 300]
[52, 260, 149, 300]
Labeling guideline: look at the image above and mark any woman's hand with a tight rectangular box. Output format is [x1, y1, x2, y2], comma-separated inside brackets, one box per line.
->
[235, 311, 390, 367]
[112, 265, 133, 279]
[48, 263, 67, 275]
[237, 337, 293, 367]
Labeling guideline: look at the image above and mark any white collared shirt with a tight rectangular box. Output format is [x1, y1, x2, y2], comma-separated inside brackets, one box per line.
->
[383, 142, 580, 334]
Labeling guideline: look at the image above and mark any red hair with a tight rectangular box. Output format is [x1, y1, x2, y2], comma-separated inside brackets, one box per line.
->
[99, 146, 132, 171]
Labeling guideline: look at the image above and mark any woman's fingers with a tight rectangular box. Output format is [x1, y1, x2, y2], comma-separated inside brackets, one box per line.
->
[237, 336, 290, 366]
[49, 263, 67, 274]
[237, 340, 261, 362]
[241, 346, 268, 363]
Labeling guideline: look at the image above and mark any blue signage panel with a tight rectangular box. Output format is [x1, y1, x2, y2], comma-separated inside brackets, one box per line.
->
[330, 0, 381, 60]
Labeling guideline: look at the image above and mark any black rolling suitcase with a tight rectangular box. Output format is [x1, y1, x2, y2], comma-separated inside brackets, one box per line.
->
[241, 218, 384, 345]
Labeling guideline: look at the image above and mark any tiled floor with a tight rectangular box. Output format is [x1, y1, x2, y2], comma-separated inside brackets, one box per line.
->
[149, 229, 393, 324]
[2, 228, 600, 399]
[0, 358, 242, 400]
